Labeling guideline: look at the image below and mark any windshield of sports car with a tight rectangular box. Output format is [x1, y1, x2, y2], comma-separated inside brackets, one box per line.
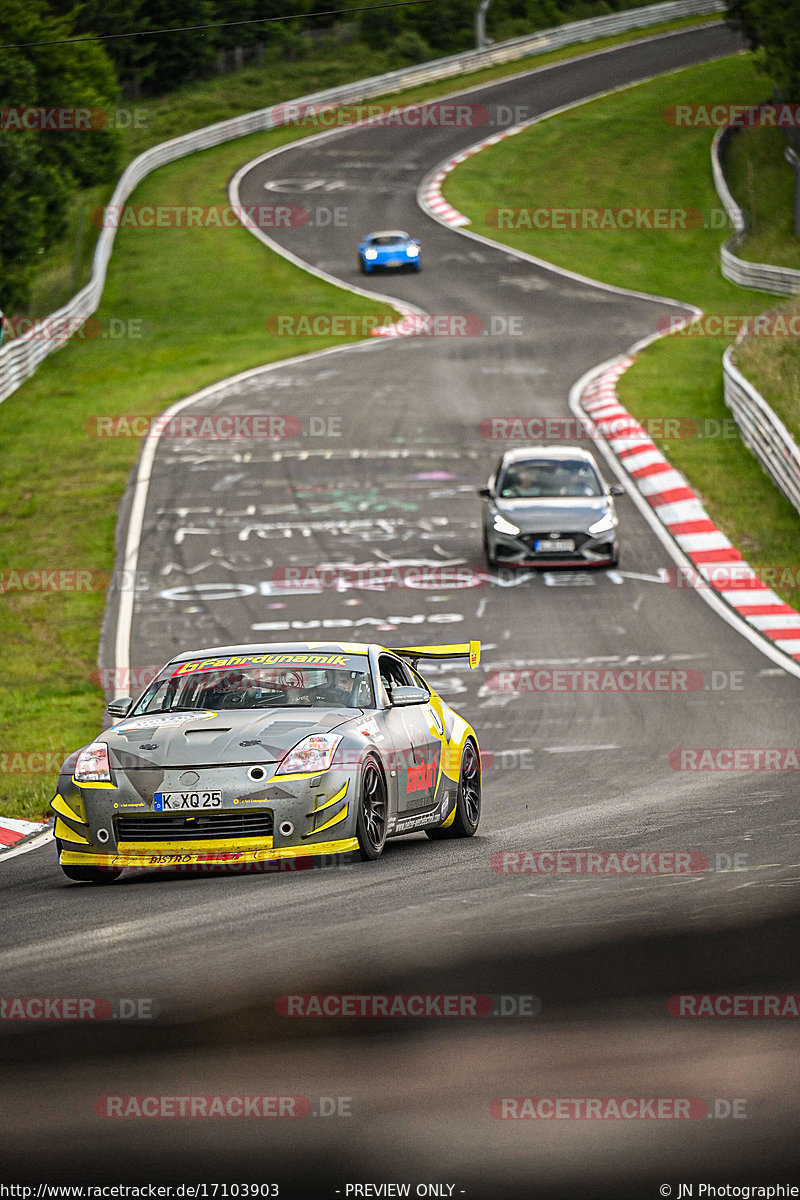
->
[371, 234, 408, 245]
[498, 458, 603, 499]
[127, 652, 374, 714]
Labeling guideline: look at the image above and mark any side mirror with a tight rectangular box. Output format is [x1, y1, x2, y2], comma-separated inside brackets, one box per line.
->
[390, 685, 429, 706]
[477, 487, 492, 499]
[608, 483, 625, 496]
[107, 697, 133, 719]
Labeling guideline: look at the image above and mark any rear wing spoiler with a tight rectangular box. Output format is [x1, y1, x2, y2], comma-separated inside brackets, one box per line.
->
[389, 641, 480, 670]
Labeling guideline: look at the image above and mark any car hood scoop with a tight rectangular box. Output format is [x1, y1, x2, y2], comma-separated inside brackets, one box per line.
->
[105, 707, 354, 767]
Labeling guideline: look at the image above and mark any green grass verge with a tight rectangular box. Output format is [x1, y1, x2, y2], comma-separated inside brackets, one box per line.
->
[724, 125, 800, 269]
[26, 11, 720, 319]
[444, 53, 800, 603]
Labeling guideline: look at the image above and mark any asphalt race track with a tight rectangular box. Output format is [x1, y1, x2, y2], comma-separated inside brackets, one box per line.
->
[3, 22, 800, 1198]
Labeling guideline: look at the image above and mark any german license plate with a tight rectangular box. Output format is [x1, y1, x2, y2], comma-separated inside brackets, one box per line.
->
[385, 258, 403, 267]
[154, 791, 222, 811]
[535, 538, 575, 553]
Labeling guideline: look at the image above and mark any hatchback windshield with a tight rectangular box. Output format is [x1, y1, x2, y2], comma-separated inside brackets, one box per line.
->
[498, 459, 603, 499]
[128, 653, 374, 714]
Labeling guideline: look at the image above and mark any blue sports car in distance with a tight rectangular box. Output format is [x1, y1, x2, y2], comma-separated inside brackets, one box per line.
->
[358, 230, 421, 273]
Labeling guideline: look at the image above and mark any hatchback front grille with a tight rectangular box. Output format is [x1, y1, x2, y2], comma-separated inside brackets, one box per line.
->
[518, 532, 590, 553]
[115, 810, 273, 842]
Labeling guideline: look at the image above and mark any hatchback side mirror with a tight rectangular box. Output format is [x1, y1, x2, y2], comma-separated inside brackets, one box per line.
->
[608, 483, 625, 496]
[477, 487, 492, 499]
[107, 697, 133, 718]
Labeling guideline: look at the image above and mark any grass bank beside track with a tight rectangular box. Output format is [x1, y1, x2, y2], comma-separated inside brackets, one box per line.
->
[443, 54, 800, 607]
[0, 16, 725, 821]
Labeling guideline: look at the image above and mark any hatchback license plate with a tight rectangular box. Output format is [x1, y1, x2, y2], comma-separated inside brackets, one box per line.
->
[154, 791, 222, 811]
[535, 538, 575, 553]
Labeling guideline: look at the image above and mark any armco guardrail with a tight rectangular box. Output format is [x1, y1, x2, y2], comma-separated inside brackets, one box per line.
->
[723, 343, 800, 516]
[0, 0, 724, 406]
[712, 124, 800, 296]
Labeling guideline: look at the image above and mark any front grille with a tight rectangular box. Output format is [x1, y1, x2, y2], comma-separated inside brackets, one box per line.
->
[517, 532, 590, 554]
[115, 810, 273, 842]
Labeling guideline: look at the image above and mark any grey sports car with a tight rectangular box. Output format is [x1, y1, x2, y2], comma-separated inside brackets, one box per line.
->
[51, 640, 482, 882]
[479, 446, 624, 568]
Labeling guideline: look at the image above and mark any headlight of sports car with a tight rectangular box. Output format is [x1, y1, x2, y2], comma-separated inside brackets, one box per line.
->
[493, 513, 521, 536]
[278, 733, 343, 775]
[588, 512, 616, 536]
[406, 245, 420, 257]
[364, 248, 378, 260]
[74, 741, 112, 782]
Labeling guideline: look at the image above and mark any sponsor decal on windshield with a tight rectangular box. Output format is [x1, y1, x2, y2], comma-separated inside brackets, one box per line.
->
[172, 653, 349, 676]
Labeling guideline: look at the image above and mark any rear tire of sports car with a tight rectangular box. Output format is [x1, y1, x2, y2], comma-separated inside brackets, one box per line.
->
[356, 756, 387, 861]
[426, 740, 481, 840]
[57, 838, 122, 884]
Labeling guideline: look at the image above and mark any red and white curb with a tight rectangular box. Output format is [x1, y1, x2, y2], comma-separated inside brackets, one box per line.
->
[0, 817, 49, 851]
[581, 359, 800, 664]
[419, 127, 531, 228]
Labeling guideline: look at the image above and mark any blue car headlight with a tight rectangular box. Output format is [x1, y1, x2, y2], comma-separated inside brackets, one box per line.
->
[364, 248, 378, 260]
[406, 245, 420, 257]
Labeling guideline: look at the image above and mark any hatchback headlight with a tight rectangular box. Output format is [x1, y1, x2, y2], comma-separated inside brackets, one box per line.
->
[278, 734, 342, 775]
[493, 514, 521, 536]
[74, 742, 111, 782]
[588, 512, 616, 536]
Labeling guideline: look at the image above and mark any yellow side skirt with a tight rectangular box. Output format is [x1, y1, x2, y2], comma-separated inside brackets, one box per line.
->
[60, 837, 359, 868]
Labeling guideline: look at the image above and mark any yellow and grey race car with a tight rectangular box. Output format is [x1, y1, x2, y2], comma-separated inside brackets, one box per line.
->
[51, 640, 482, 882]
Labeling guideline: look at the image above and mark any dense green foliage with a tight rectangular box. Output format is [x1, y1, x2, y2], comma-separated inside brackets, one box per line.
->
[0, 0, 121, 310]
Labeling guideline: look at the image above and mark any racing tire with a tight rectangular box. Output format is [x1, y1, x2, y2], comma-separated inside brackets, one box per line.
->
[355, 756, 388, 861]
[359, 257, 369, 274]
[57, 838, 122, 884]
[482, 528, 497, 568]
[426, 739, 481, 840]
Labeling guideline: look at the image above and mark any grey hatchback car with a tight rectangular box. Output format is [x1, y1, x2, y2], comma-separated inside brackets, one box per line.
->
[479, 447, 624, 568]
